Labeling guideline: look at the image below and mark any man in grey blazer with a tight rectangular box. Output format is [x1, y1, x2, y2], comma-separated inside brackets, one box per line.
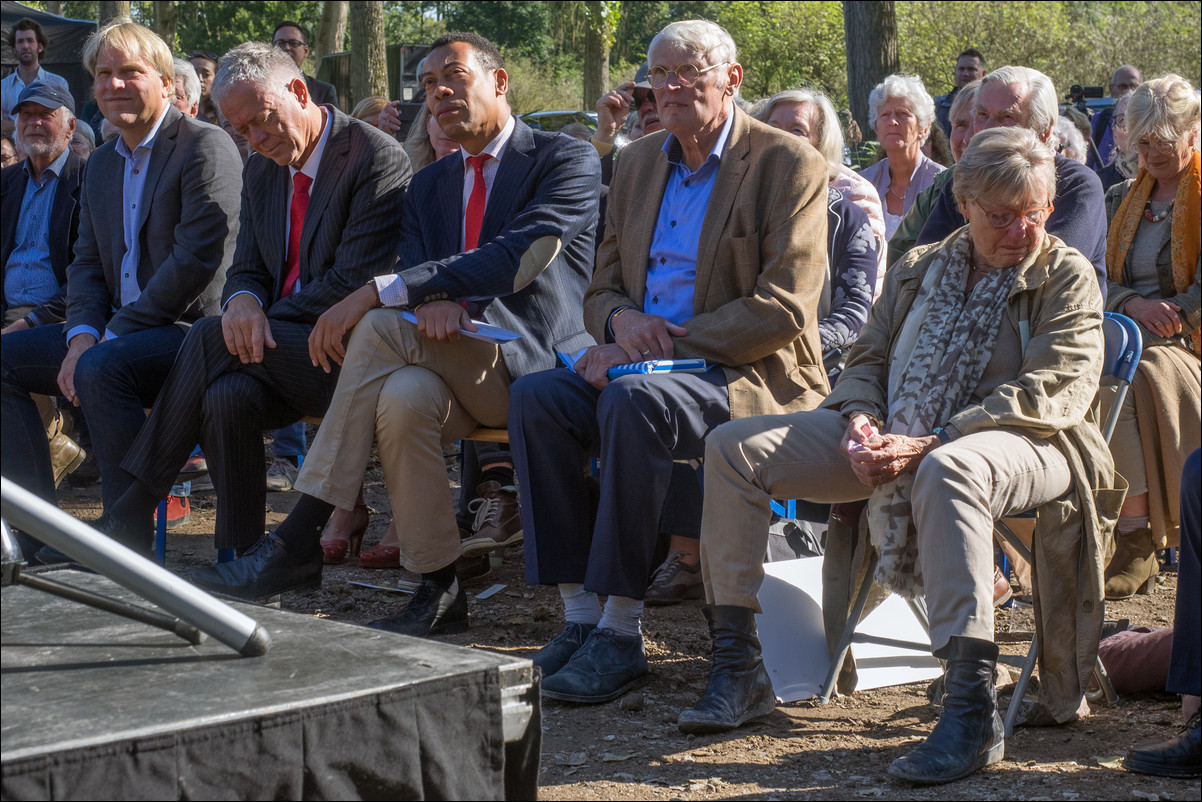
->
[1, 21, 241, 531]
[104, 41, 410, 557]
[185, 32, 599, 638]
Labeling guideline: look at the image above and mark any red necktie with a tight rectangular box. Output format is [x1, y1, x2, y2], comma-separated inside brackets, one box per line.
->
[281, 172, 313, 298]
[464, 154, 492, 251]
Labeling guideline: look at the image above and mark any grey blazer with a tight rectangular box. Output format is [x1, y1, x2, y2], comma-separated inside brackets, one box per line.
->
[65, 105, 243, 337]
[220, 107, 412, 324]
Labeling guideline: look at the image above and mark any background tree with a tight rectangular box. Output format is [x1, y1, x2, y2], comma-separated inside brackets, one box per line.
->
[349, 0, 387, 107]
[152, 0, 176, 50]
[844, 0, 899, 137]
[98, 1, 130, 23]
[582, 1, 620, 110]
[311, 0, 348, 65]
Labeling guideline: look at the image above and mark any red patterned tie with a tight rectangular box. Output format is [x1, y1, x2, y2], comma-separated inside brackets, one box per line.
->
[464, 154, 492, 251]
[281, 172, 313, 298]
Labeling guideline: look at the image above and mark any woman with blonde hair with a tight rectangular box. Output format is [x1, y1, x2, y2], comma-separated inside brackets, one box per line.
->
[1101, 73, 1201, 599]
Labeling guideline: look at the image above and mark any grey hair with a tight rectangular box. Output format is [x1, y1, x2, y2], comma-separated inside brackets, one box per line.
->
[649, 20, 738, 95]
[948, 78, 981, 125]
[74, 118, 95, 148]
[953, 126, 1058, 209]
[980, 66, 1059, 140]
[402, 103, 437, 171]
[754, 87, 843, 181]
[1126, 73, 1200, 151]
[211, 41, 303, 108]
[172, 57, 201, 106]
[1053, 117, 1087, 163]
[868, 74, 936, 144]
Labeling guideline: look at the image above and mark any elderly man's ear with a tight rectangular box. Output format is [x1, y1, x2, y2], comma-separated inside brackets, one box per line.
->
[288, 77, 310, 107]
[724, 63, 744, 97]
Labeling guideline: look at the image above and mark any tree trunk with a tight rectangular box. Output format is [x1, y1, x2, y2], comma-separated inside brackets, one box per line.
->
[312, 1, 349, 66]
[153, 1, 177, 50]
[582, 0, 615, 111]
[843, 0, 899, 139]
[98, 2, 131, 24]
[45, 1, 62, 15]
[350, 2, 388, 108]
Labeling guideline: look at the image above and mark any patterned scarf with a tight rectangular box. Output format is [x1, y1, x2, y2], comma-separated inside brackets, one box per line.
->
[868, 232, 1018, 597]
[1105, 150, 1201, 358]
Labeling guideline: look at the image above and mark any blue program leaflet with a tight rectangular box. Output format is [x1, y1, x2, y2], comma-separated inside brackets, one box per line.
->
[555, 349, 708, 378]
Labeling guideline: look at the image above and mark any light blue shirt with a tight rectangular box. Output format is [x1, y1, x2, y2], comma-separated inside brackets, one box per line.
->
[67, 105, 170, 344]
[644, 107, 735, 325]
[1, 67, 71, 121]
[4, 147, 69, 314]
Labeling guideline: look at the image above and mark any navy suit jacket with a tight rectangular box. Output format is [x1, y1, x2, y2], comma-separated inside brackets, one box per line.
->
[221, 107, 412, 324]
[1, 150, 85, 324]
[915, 152, 1108, 299]
[65, 105, 244, 337]
[395, 118, 600, 379]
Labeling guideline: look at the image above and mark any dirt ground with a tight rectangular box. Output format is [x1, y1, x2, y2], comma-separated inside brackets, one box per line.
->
[52, 449, 1199, 802]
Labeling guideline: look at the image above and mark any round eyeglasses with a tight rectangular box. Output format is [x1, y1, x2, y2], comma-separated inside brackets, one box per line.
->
[647, 61, 728, 88]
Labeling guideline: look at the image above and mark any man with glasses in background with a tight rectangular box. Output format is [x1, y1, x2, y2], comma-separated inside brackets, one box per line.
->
[1090, 64, 1142, 170]
[273, 21, 339, 110]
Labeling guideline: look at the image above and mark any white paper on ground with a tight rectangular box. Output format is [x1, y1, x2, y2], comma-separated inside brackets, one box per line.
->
[400, 311, 521, 343]
[756, 556, 942, 702]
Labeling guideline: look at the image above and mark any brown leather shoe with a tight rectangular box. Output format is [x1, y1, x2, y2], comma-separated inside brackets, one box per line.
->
[460, 481, 522, 555]
[992, 565, 1013, 607]
[645, 551, 704, 606]
[47, 412, 86, 489]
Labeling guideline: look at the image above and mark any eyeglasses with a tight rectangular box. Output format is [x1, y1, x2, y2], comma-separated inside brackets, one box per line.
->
[647, 61, 728, 89]
[273, 38, 307, 50]
[972, 199, 1054, 229]
[1133, 137, 1179, 154]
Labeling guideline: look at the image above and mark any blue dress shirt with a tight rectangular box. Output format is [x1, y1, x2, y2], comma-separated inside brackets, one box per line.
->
[4, 147, 69, 311]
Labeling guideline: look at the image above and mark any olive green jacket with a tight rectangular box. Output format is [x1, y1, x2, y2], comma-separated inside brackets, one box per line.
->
[823, 227, 1124, 722]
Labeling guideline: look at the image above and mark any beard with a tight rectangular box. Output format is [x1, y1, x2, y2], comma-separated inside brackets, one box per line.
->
[19, 138, 64, 158]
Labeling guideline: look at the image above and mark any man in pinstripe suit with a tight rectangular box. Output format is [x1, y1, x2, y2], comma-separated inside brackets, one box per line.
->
[104, 42, 411, 557]
[185, 33, 600, 639]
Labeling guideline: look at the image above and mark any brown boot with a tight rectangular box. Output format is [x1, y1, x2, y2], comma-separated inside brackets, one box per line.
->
[1104, 526, 1158, 600]
[46, 412, 86, 489]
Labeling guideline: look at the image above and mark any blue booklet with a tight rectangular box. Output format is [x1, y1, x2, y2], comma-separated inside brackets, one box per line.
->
[555, 349, 708, 379]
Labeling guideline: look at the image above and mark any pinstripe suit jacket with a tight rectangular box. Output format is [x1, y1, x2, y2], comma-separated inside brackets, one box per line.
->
[395, 118, 599, 379]
[586, 106, 831, 419]
[65, 105, 243, 337]
[220, 108, 412, 324]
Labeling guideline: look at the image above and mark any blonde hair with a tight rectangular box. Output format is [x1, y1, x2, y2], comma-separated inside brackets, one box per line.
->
[754, 87, 843, 181]
[948, 78, 980, 125]
[351, 96, 388, 123]
[953, 126, 1057, 208]
[1126, 73, 1200, 150]
[83, 19, 174, 81]
[403, 104, 437, 171]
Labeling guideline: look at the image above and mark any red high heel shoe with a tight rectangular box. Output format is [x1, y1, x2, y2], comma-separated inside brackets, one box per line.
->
[320, 504, 369, 565]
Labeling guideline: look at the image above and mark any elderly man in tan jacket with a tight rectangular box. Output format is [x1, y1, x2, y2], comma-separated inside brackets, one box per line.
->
[507, 19, 829, 704]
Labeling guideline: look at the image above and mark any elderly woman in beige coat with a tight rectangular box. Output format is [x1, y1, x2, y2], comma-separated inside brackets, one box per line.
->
[678, 127, 1122, 785]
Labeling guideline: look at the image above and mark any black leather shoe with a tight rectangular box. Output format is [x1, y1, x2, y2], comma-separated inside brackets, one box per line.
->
[367, 577, 468, 637]
[532, 622, 596, 678]
[678, 605, 776, 734]
[540, 627, 647, 703]
[889, 636, 1005, 784]
[186, 534, 322, 600]
[1123, 712, 1201, 778]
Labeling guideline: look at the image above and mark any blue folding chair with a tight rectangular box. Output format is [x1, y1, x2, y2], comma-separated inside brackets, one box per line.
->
[993, 311, 1142, 735]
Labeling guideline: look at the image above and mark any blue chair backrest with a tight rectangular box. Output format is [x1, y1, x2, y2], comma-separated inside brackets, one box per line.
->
[1102, 312, 1142, 384]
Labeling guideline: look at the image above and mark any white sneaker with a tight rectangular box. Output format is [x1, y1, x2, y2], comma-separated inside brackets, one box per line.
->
[266, 457, 299, 491]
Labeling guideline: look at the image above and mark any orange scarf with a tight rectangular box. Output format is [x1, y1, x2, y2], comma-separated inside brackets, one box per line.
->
[1106, 150, 1201, 357]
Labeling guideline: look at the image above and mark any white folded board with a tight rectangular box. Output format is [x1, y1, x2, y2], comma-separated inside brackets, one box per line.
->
[756, 556, 943, 702]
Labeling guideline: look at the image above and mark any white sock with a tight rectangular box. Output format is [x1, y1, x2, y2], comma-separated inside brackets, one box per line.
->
[559, 583, 601, 625]
[598, 595, 643, 638]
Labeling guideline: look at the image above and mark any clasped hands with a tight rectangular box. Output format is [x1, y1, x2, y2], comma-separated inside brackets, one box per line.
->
[573, 308, 687, 390]
[841, 413, 939, 488]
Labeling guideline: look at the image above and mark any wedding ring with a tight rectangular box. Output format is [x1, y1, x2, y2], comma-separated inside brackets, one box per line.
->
[641, 349, 651, 355]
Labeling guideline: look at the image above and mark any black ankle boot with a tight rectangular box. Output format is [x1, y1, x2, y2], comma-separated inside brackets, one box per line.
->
[677, 605, 775, 734]
[889, 636, 1005, 784]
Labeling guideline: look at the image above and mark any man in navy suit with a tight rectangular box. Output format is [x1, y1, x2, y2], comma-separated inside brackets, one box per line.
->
[187, 32, 600, 638]
[104, 41, 411, 556]
[1, 22, 241, 534]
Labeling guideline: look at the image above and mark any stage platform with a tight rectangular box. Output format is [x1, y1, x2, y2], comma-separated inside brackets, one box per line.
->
[1, 568, 539, 800]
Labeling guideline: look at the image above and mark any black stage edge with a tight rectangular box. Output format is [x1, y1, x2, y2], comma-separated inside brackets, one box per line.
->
[1, 568, 539, 800]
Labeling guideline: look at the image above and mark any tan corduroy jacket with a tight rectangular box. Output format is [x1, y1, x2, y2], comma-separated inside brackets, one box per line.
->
[823, 228, 1125, 723]
[585, 106, 831, 419]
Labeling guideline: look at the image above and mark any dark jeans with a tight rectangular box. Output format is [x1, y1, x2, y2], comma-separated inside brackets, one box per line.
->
[510, 367, 729, 600]
[1, 323, 186, 510]
[1168, 447, 1200, 697]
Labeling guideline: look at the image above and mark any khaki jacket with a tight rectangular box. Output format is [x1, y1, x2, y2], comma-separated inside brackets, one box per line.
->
[585, 106, 830, 418]
[824, 228, 1124, 722]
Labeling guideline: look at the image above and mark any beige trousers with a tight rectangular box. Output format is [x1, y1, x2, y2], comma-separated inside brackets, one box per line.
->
[699, 407, 1071, 652]
[295, 309, 511, 573]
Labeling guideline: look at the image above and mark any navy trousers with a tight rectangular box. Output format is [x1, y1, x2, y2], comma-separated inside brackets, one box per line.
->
[1, 323, 186, 510]
[510, 367, 729, 600]
[119, 316, 341, 550]
[1168, 447, 1200, 697]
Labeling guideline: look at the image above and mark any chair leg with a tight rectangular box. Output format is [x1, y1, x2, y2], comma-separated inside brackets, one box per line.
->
[818, 551, 878, 703]
[1004, 634, 1039, 738]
